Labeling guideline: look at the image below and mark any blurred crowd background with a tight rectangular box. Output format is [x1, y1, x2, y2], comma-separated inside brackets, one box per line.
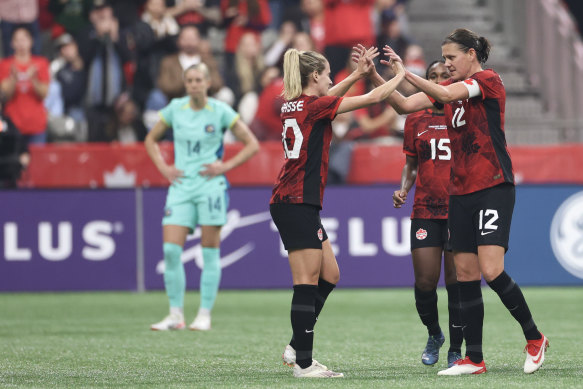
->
[0, 0, 582, 188]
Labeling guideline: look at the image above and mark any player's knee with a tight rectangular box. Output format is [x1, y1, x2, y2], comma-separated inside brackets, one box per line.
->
[163, 242, 183, 269]
[415, 276, 437, 291]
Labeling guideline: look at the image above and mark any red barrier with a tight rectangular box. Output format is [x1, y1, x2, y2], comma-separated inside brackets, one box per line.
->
[347, 143, 583, 185]
[20, 142, 583, 188]
[23, 142, 283, 188]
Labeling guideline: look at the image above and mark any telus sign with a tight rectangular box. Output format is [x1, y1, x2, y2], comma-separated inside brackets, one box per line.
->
[0, 190, 137, 291]
[4, 220, 121, 261]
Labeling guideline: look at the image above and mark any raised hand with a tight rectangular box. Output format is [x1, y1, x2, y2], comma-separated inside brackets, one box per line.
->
[380, 45, 405, 74]
[351, 44, 379, 78]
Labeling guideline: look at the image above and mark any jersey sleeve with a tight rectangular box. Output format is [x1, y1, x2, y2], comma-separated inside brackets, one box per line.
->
[220, 102, 240, 132]
[403, 114, 416, 157]
[469, 70, 503, 100]
[308, 95, 343, 121]
[159, 100, 174, 127]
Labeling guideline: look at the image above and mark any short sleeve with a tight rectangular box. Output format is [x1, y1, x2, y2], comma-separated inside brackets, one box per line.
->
[159, 100, 174, 126]
[470, 70, 504, 100]
[307, 95, 343, 121]
[403, 115, 416, 157]
[219, 102, 240, 132]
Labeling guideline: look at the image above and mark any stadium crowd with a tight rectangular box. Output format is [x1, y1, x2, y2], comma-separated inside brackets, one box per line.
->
[0, 0, 427, 185]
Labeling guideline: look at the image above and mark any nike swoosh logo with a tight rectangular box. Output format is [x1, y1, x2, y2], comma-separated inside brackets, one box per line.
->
[452, 325, 465, 329]
[481, 230, 495, 236]
[533, 351, 544, 364]
[417, 130, 429, 136]
[532, 337, 547, 364]
[305, 329, 314, 333]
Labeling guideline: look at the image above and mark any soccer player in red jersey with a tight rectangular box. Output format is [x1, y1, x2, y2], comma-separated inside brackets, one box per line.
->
[378, 28, 548, 375]
[393, 60, 464, 368]
[270, 47, 405, 378]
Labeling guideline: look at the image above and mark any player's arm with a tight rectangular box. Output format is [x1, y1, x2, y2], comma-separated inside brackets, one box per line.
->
[351, 45, 434, 115]
[328, 45, 379, 97]
[393, 155, 418, 208]
[200, 119, 259, 178]
[383, 45, 473, 104]
[144, 119, 183, 184]
[336, 60, 405, 114]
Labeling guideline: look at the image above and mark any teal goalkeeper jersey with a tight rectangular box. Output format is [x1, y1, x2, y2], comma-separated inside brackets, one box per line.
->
[159, 96, 239, 193]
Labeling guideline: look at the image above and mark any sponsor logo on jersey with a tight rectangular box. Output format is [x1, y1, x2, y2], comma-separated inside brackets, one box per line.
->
[550, 191, 583, 279]
[205, 124, 215, 134]
[317, 228, 323, 241]
[416, 228, 428, 240]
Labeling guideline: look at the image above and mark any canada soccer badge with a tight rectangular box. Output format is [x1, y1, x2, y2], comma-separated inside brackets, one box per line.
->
[317, 228, 323, 241]
[416, 228, 428, 240]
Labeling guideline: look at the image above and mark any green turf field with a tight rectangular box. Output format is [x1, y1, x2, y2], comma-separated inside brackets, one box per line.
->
[1, 287, 582, 388]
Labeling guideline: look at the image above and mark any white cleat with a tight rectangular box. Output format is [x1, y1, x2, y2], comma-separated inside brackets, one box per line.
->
[150, 313, 185, 331]
[293, 360, 343, 378]
[524, 333, 549, 374]
[282, 345, 328, 369]
[437, 356, 486, 376]
[282, 344, 296, 367]
[189, 313, 211, 331]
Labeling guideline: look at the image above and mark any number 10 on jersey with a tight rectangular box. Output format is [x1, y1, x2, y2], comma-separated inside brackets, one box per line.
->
[282, 118, 303, 159]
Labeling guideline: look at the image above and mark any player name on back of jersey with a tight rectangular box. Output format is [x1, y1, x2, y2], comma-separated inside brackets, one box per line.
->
[281, 100, 304, 113]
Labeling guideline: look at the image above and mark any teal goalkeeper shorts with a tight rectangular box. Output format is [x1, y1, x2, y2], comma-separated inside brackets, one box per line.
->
[163, 185, 229, 231]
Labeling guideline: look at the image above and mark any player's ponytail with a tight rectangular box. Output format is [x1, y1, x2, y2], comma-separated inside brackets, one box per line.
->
[283, 48, 328, 101]
[443, 28, 491, 65]
[283, 49, 303, 100]
[476, 36, 491, 64]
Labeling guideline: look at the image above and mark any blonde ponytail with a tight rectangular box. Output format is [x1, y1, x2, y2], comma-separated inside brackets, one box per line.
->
[283, 49, 303, 100]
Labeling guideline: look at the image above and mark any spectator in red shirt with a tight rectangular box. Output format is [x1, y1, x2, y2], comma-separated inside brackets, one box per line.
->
[300, 0, 325, 53]
[0, 27, 50, 145]
[249, 66, 284, 141]
[221, 0, 271, 79]
[323, 0, 375, 79]
[166, 0, 221, 36]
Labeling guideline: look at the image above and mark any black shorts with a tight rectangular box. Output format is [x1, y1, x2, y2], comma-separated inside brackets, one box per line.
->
[448, 183, 515, 254]
[410, 218, 449, 251]
[270, 203, 328, 251]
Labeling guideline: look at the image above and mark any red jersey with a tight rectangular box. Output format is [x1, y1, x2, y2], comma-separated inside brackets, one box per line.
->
[270, 95, 343, 208]
[0, 56, 49, 135]
[403, 109, 450, 219]
[439, 69, 514, 195]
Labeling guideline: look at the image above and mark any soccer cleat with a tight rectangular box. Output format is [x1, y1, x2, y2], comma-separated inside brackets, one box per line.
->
[293, 360, 343, 378]
[282, 344, 296, 367]
[447, 351, 463, 368]
[437, 356, 486, 375]
[189, 313, 211, 331]
[150, 313, 185, 331]
[523, 333, 549, 374]
[422, 332, 445, 365]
